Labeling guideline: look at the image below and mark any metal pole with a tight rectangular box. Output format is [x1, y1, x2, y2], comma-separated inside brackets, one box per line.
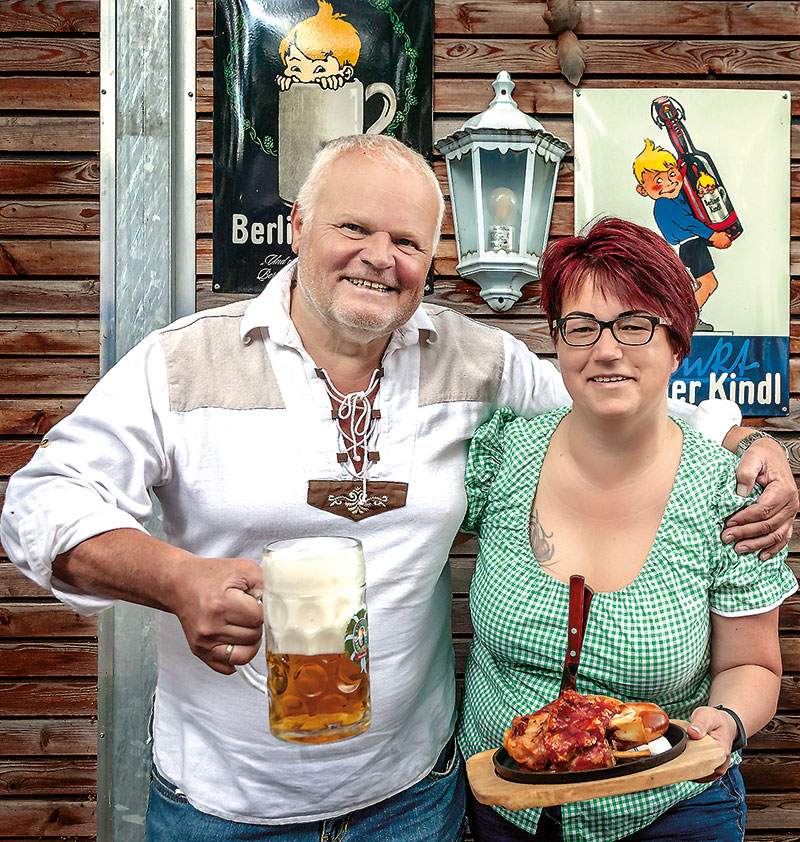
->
[98, 0, 196, 837]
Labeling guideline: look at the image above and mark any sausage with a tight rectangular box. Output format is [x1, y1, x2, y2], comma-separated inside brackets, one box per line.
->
[608, 702, 670, 749]
[504, 690, 671, 772]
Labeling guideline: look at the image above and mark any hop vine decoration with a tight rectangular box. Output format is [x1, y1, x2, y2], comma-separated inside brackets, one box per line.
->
[367, 0, 417, 135]
[224, 14, 277, 155]
[543, 0, 585, 87]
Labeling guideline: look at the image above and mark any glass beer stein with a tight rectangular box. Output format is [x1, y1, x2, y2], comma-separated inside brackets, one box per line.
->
[237, 537, 370, 744]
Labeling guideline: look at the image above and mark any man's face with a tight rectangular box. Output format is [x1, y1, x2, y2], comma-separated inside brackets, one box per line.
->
[636, 165, 684, 200]
[290, 151, 440, 343]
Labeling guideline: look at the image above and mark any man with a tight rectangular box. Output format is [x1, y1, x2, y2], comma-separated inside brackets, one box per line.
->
[1, 135, 795, 841]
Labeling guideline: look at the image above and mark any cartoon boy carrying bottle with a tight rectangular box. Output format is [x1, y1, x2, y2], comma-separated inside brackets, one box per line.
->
[634, 139, 731, 331]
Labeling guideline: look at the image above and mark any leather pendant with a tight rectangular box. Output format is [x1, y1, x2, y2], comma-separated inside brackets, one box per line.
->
[307, 480, 408, 521]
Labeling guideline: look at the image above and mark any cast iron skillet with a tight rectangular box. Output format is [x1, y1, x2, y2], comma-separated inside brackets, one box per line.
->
[493, 722, 688, 784]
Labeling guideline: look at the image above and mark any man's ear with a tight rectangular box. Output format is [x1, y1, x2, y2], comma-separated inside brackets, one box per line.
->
[635, 184, 648, 197]
[289, 203, 303, 255]
[342, 65, 354, 80]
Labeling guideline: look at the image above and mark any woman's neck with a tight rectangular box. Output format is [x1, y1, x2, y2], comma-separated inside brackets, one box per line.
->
[557, 402, 679, 489]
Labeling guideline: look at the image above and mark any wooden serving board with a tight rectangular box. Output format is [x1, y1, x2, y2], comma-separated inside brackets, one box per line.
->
[466, 721, 727, 809]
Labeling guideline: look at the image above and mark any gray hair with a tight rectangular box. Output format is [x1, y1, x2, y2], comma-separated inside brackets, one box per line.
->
[295, 134, 445, 250]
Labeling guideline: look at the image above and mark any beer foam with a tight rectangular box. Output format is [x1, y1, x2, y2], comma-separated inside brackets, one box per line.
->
[263, 538, 365, 655]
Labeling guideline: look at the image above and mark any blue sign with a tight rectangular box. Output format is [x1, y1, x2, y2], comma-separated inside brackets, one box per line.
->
[670, 335, 789, 416]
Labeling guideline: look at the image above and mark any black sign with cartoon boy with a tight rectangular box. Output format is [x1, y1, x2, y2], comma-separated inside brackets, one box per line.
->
[213, 0, 433, 293]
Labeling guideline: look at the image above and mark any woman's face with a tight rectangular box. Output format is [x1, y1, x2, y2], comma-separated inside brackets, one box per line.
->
[555, 279, 679, 422]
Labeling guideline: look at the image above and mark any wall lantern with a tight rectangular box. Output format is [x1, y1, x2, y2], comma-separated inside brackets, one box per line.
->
[434, 72, 570, 311]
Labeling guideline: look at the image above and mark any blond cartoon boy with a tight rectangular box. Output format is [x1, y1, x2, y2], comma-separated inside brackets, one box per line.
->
[634, 139, 731, 328]
[277, 1, 361, 91]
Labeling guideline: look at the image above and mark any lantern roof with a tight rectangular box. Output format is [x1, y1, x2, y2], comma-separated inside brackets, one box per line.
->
[461, 72, 545, 132]
[434, 72, 570, 160]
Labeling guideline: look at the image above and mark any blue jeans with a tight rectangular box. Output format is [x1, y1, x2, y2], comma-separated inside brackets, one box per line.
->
[467, 765, 746, 842]
[145, 735, 466, 842]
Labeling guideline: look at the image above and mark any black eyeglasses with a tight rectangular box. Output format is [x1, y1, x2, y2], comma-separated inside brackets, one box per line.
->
[554, 314, 670, 347]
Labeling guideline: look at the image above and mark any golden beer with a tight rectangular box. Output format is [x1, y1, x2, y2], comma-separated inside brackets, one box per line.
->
[267, 652, 370, 743]
[261, 536, 371, 743]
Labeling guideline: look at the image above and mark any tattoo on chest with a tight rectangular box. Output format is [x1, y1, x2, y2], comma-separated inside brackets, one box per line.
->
[530, 508, 556, 567]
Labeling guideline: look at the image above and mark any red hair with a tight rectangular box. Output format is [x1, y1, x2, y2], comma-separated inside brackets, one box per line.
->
[539, 217, 697, 360]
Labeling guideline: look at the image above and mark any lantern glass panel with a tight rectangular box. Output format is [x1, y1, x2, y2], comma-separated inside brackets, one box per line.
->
[525, 153, 557, 257]
[448, 151, 479, 258]
[478, 148, 527, 254]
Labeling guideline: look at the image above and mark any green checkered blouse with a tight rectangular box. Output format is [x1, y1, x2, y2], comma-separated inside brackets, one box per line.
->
[458, 407, 797, 842]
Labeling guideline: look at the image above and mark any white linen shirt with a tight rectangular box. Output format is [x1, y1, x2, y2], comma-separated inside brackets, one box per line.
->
[1, 261, 741, 824]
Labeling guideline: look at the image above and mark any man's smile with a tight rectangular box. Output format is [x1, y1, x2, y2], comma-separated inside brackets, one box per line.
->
[346, 277, 394, 293]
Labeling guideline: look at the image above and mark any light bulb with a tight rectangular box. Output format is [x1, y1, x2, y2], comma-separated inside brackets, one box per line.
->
[487, 186, 518, 225]
[486, 186, 519, 252]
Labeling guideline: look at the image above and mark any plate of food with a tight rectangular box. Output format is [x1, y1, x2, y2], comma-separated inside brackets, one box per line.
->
[466, 577, 725, 808]
[493, 689, 687, 784]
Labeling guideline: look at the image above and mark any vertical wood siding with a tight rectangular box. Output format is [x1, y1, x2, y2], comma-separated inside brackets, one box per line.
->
[0, 0, 798, 838]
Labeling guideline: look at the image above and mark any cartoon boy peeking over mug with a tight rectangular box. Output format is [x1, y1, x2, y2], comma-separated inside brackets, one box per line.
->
[277, 0, 362, 91]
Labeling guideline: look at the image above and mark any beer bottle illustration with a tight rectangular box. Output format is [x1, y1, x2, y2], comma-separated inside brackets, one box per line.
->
[651, 95, 742, 240]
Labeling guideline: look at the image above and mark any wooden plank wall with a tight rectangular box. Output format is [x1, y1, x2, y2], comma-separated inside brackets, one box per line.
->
[0, 0, 798, 838]
[0, 0, 100, 837]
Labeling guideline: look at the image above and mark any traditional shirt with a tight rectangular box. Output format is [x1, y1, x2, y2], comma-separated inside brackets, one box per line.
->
[458, 407, 797, 842]
[1, 263, 740, 825]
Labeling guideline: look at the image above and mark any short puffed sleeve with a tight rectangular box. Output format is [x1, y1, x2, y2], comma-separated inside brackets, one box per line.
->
[462, 407, 518, 534]
[709, 457, 798, 616]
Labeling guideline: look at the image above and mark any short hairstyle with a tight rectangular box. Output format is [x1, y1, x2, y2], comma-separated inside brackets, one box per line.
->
[279, 1, 361, 68]
[295, 134, 445, 250]
[539, 217, 697, 361]
[632, 139, 678, 184]
[696, 172, 717, 190]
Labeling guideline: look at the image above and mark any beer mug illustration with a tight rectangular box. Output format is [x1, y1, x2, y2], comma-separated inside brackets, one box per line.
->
[237, 536, 371, 744]
[277, 79, 397, 203]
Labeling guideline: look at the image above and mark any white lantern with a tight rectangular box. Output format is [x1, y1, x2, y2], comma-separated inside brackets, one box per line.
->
[435, 72, 570, 312]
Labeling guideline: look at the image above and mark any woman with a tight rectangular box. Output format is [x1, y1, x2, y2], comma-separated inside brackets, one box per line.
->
[457, 217, 797, 842]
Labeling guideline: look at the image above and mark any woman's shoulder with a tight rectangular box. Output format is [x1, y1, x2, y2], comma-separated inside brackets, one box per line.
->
[465, 407, 566, 498]
[670, 417, 752, 517]
[481, 405, 568, 442]
[671, 416, 738, 471]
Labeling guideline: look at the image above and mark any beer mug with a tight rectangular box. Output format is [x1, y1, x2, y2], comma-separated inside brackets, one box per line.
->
[237, 536, 371, 744]
[277, 79, 398, 203]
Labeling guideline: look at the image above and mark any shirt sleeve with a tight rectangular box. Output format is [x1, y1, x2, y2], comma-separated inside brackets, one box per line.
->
[709, 457, 798, 616]
[668, 398, 741, 445]
[0, 333, 173, 615]
[462, 408, 517, 534]
[495, 332, 571, 417]
[654, 195, 714, 241]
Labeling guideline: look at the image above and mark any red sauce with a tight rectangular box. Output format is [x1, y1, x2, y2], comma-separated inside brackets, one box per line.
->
[507, 689, 625, 771]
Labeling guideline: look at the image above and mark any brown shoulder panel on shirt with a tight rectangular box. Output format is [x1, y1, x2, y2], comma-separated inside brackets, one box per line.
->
[158, 302, 285, 411]
[418, 306, 505, 407]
